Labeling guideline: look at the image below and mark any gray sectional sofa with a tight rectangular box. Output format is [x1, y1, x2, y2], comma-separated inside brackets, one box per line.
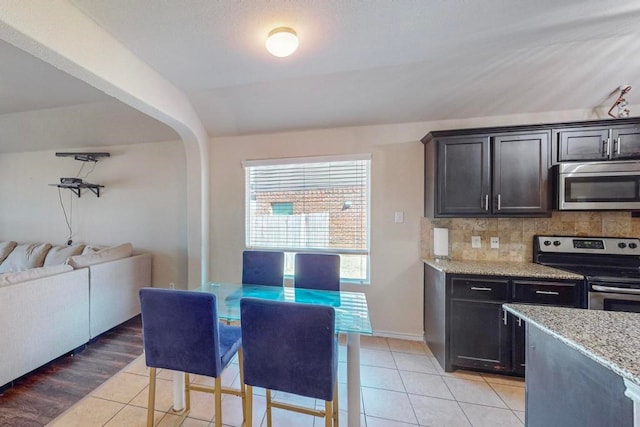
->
[0, 241, 152, 387]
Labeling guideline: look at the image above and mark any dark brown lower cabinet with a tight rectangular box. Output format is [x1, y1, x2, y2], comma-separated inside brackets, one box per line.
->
[450, 299, 511, 372]
[512, 314, 526, 376]
[424, 264, 585, 376]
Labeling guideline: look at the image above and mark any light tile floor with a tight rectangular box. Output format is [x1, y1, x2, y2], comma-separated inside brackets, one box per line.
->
[48, 336, 525, 426]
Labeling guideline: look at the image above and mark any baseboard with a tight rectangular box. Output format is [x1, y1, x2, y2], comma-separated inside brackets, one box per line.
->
[371, 330, 424, 341]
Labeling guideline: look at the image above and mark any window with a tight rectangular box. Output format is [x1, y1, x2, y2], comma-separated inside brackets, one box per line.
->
[244, 154, 371, 282]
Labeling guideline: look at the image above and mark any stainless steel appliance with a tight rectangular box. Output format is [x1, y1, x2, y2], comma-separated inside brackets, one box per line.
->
[554, 161, 640, 210]
[533, 235, 640, 313]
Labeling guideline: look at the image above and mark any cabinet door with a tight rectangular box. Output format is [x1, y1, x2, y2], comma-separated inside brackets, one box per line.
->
[492, 132, 550, 215]
[611, 126, 640, 159]
[512, 314, 526, 376]
[450, 299, 510, 372]
[436, 136, 491, 216]
[557, 127, 610, 161]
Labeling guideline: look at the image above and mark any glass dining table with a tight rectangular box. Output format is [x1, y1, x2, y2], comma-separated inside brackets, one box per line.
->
[171, 282, 372, 427]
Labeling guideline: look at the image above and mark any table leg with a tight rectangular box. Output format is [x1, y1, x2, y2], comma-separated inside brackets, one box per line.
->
[173, 370, 185, 411]
[347, 332, 361, 427]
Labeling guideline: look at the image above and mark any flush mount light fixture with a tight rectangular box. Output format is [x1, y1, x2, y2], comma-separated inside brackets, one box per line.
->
[266, 27, 298, 57]
[608, 85, 632, 118]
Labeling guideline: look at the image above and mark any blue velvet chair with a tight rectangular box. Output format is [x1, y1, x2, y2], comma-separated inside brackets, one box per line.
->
[294, 253, 341, 291]
[139, 288, 245, 427]
[240, 298, 338, 427]
[242, 250, 285, 287]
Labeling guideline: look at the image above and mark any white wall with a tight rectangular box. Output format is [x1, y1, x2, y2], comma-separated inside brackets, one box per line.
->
[0, 140, 188, 287]
[210, 124, 426, 339]
[209, 107, 631, 339]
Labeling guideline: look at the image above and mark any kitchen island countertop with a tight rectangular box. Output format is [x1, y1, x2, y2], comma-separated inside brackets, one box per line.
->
[422, 258, 583, 280]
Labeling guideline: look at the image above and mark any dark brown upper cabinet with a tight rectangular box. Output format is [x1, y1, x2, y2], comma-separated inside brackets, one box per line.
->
[556, 124, 640, 161]
[423, 117, 640, 218]
[424, 130, 550, 217]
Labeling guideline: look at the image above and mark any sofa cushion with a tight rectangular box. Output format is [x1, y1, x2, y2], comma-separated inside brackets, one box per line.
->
[82, 245, 105, 255]
[0, 264, 73, 287]
[0, 241, 17, 264]
[44, 244, 86, 266]
[68, 243, 133, 269]
[0, 243, 52, 273]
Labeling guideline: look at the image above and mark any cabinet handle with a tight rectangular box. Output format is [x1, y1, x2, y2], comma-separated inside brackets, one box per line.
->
[503, 310, 508, 325]
[606, 137, 612, 157]
[616, 137, 621, 155]
[478, 195, 490, 210]
[496, 194, 501, 210]
[602, 139, 608, 156]
[470, 286, 492, 291]
[535, 290, 560, 295]
[517, 318, 522, 327]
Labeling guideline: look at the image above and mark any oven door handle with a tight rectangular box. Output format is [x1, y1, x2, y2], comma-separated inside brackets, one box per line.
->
[592, 285, 640, 295]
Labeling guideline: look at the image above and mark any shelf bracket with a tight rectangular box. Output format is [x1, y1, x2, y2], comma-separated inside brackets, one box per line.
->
[49, 183, 104, 198]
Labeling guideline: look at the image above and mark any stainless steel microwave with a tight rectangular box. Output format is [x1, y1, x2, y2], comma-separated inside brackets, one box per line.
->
[554, 161, 640, 210]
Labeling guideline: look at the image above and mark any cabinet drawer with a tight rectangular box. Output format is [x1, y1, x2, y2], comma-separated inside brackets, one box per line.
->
[513, 281, 581, 306]
[451, 278, 509, 301]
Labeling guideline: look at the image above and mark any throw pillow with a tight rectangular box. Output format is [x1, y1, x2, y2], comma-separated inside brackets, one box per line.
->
[0, 241, 17, 264]
[44, 244, 86, 266]
[0, 242, 52, 273]
[67, 243, 133, 269]
[82, 245, 105, 255]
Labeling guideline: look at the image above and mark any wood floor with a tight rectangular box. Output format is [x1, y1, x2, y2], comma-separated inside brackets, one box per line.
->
[0, 315, 143, 427]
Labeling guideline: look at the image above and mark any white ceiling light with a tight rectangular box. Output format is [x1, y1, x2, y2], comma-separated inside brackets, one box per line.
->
[266, 27, 298, 58]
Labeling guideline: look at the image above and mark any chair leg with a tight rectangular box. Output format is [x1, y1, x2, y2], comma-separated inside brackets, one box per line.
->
[266, 389, 273, 427]
[333, 381, 339, 427]
[147, 368, 156, 427]
[238, 348, 246, 425]
[215, 376, 222, 427]
[325, 401, 332, 427]
[245, 385, 253, 427]
[184, 372, 191, 413]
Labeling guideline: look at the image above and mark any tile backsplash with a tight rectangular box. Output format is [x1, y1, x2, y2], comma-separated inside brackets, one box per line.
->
[421, 212, 640, 262]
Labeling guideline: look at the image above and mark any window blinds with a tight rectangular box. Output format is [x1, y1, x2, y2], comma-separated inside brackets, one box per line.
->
[245, 157, 370, 254]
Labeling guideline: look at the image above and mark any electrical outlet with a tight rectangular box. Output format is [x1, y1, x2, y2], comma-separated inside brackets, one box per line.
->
[471, 235, 481, 248]
[491, 236, 500, 249]
[394, 211, 404, 223]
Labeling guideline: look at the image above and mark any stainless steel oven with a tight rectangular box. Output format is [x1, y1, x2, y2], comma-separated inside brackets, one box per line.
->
[588, 282, 640, 313]
[534, 235, 640, 313]
[554, 161, 640, 210]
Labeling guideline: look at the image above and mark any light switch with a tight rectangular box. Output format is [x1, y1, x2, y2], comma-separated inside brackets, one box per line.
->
[472, 236, 481, 248]
[394, 211, 404, 223]
[491, 237, 500, 249]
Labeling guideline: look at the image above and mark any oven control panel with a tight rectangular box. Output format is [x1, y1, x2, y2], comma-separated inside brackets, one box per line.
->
[535, 236, 640, 255]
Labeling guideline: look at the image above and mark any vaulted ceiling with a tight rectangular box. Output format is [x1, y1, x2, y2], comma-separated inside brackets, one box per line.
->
[1, 0, 639, 153]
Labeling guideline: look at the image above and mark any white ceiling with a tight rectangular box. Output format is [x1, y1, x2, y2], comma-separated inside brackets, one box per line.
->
[2, 0, 640, 152]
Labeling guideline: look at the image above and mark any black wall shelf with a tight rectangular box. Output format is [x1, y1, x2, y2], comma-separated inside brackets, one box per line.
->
[49, 183, 104, 197]
[55, 152, 110, 162]
[52, 151, 110, 197]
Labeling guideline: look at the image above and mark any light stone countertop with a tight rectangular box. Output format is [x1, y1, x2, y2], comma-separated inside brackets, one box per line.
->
[504, 304, 640, 387]
[422, 258, 583, 280]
